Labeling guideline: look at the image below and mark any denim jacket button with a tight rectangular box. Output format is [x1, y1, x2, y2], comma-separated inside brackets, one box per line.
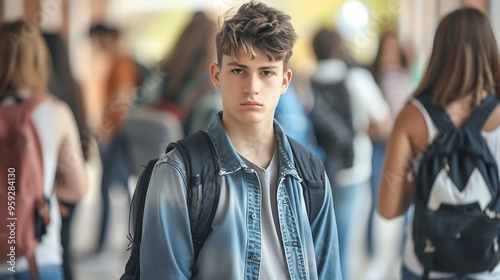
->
[251, 213, 257, 220]
[250, 254, 257, 260]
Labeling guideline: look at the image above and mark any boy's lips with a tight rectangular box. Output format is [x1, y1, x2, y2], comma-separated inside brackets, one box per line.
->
[241, 100, 262, 106]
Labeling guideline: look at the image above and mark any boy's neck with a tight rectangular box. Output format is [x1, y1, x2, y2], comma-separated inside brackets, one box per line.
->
[225, 123, 277, 169]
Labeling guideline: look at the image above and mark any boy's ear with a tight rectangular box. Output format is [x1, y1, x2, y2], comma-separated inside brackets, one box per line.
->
[281, 68, 293, 94]
[210, 63, 221, 89]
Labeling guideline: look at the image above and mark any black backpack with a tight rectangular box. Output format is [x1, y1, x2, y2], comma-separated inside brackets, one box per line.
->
[413, 92, 500, 280]
[310, 78, 355, 169]
[120, 130, 326, 280]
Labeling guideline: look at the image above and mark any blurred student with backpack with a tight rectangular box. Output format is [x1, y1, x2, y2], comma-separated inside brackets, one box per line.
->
[88, 23, 137, 252]
[274, 81, 320, 156]
[273, 65, 325, 159]
[378, 7, 500, 279]
[364, 28, 414, 279]
[309, 26, 392, 280]
[0, 19, 87, 280]
[42, 31, 93, 280]
[137, 2, 341, 279]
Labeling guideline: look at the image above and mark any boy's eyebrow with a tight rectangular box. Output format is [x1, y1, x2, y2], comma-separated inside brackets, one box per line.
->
[227, 61, 279, 70]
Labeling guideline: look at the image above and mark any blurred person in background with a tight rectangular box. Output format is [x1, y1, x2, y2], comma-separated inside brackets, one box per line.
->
[371, 29, 413, 118]
[88, 23, 137, 253]
[274, 74, 323, 158]
[0, 19, 87, 280]
[156, 11, 220, 136]
[364, 28, 414, 280]
[42, 31, 92, 280]
[120, 11, 219, 178]
[309, 26, 392, 280]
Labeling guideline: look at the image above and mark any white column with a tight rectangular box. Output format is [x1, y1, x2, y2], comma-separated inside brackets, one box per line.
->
[400, 0, 450, 86]
[437, 0, 460, 18]
[4, 0, 24, 21]
[490, 0, 500, 51]
[401, 0, 437, 83]
[39, 0, 62, 32]
[0, 0, 4, 22]
[418, 1, 438, 67]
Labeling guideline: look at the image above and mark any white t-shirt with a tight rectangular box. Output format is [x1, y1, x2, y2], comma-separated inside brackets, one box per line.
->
[240, 150, 290, 279]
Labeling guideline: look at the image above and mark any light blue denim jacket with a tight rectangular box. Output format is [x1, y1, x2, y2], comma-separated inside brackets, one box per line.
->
[140, 112, 342, 280]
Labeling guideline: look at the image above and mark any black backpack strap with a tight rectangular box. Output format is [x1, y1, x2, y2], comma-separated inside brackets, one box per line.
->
[415, 92, 455, 131]
[417, 92, 500, 131]
[420, 238, 436, 280]
[129, 159, 158, 244]
[464, 95, 500, 129]
[287, 136, 326, 222]
[167, 130, 220, 261]
[122, 131, 219, 279]
[123, 158, 158, 279]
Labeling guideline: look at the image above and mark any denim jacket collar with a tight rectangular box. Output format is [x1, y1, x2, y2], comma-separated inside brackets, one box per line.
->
[206, 111, 299, 179]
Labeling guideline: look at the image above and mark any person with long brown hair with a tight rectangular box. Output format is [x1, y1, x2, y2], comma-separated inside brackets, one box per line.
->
[156, 11, 220, 135]
[378, 7, 500, 279]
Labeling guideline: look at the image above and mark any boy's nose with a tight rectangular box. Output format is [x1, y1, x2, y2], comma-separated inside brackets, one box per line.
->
[243, 73, 260, 95]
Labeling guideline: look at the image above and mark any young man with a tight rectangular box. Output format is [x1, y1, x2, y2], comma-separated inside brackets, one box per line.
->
[140, 2, 341, 279]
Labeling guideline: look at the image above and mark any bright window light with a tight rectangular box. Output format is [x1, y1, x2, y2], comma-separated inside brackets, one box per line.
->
[340, 0, 369, 30]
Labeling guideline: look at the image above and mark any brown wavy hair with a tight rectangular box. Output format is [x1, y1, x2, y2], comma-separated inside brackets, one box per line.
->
[159, 12, 216, 102]
[0, 19, 49, 95]
[413, 7, 500, 107]
[215, 1, 298, 69]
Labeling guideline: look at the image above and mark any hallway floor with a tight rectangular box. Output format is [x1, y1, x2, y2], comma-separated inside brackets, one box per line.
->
[69, 152, 130, 280]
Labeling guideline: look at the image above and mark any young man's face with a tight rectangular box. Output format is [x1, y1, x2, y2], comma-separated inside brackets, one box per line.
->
[210, 47, 292, 127]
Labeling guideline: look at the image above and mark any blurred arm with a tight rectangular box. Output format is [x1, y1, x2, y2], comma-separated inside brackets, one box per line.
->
[54, 100, 88, 203]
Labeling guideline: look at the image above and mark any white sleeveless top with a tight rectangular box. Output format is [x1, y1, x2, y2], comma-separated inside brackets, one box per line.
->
[0, 96, 62, 273]
[404, 99, 500, 279]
